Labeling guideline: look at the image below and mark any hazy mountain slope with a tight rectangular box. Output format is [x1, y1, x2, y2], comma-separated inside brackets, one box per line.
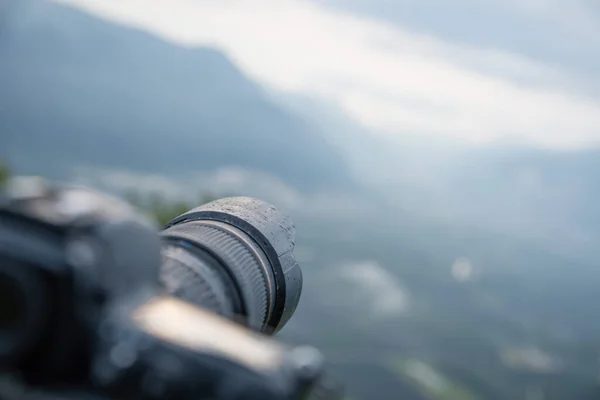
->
[0, 0, 352, 191]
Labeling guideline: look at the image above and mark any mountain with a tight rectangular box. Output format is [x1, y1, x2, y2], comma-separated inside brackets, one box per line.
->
[0, 0, 352, 192]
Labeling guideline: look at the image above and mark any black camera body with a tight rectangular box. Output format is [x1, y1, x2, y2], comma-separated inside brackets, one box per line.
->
[0, 178, 335, 400]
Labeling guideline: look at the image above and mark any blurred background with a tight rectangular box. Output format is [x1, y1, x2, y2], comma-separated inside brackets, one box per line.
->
[2, 0, 600, 398]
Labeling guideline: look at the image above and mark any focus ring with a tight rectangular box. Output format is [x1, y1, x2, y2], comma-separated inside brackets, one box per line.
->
[160, 245, 234, 317]
[162, 221, 269, 330]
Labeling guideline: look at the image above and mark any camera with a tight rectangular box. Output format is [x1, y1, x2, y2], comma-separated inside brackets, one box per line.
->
[0, 177, 340, 400]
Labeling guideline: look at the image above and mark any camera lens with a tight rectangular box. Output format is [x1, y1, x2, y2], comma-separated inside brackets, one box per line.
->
[160, 197, 302, 335]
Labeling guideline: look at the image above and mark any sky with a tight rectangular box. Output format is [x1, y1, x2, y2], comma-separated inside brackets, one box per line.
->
[53, 0, 600, 149]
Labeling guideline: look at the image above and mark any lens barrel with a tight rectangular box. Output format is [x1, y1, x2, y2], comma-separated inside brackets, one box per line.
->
[160, 197, 302, 335]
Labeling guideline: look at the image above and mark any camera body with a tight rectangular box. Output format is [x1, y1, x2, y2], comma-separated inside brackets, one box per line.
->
[0, 178, 335, 400]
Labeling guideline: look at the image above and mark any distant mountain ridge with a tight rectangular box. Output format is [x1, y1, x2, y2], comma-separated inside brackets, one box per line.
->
[0, 0, 352, 191]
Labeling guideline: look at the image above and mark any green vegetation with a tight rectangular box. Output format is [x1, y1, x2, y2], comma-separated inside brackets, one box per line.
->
[0, 160, 11, 188]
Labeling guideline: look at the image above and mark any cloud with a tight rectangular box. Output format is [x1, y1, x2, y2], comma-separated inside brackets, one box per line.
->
[53, 0, 600, 148]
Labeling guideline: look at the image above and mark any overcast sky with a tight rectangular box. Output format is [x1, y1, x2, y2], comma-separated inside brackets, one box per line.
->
[54, 0, 600, 149]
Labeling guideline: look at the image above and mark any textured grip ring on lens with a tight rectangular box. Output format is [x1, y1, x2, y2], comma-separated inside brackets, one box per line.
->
[164, 197, 302, 334]
[160, 244, 236, 317]
[162, 220, 272, 331]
